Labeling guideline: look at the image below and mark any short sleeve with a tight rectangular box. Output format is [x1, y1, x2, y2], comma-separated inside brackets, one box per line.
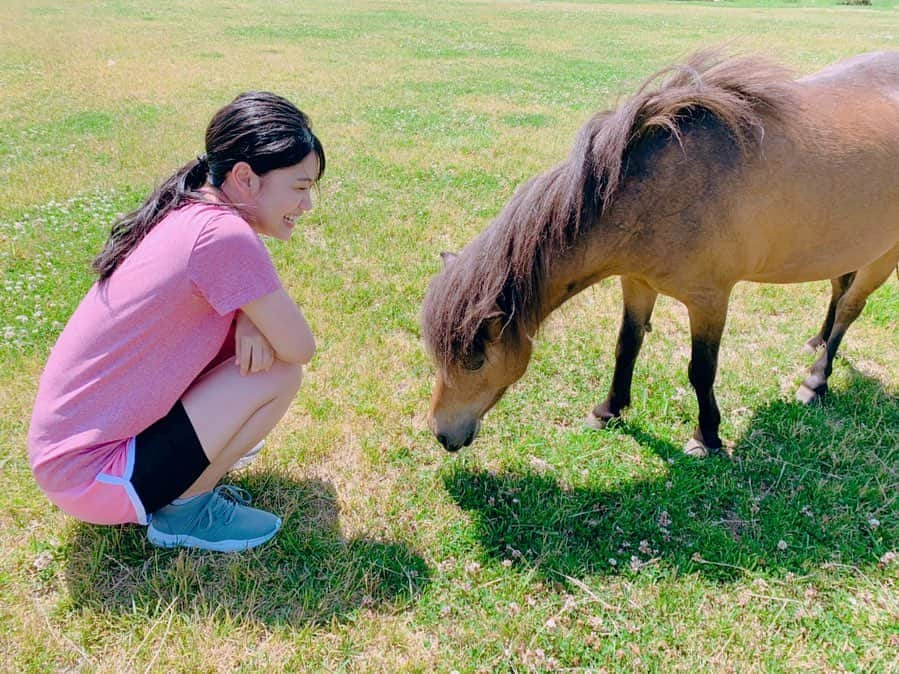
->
[188, 213, 283, 315]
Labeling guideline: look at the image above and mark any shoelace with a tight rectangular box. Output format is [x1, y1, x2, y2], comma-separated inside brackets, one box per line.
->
[198, 485, 253, 528]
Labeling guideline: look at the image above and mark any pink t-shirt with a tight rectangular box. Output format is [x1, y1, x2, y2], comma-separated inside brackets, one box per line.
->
[28, 201, 282, 494]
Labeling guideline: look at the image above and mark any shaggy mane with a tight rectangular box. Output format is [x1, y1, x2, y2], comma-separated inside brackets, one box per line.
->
[422, 49, 798, 370]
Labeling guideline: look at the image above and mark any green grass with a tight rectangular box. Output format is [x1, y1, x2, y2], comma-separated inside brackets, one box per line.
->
[1, 0, 897, 671]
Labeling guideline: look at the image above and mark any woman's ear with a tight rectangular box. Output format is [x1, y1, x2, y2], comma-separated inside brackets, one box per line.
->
[228, 161, 260, 196]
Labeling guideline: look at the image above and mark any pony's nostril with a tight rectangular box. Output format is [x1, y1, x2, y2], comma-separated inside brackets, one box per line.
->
[436, 433, 449, 449]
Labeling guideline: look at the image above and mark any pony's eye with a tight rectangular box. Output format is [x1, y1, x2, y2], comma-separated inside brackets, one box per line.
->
[461, 350, 485, 371]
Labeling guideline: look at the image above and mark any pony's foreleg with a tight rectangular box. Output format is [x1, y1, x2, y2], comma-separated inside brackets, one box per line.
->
[797, 247, 898, 404]
[684, 298, 730, 457]
[803, 272, 856, 354]
[586, 276, 657, 429]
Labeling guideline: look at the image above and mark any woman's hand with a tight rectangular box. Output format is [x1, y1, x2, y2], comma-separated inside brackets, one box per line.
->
[234, 311, 275, 375]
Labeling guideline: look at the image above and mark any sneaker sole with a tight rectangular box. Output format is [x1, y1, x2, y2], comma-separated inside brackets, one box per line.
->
[228, 439, 266, 473]
[147, 518, 281, 552]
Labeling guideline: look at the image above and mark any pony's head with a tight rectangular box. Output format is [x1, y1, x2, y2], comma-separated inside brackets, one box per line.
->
[421, 146, 592, 452]
[422, 253, 535, 451]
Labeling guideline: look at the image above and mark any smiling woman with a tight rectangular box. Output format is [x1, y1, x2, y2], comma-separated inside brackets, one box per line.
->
[27, 91, 326, 552]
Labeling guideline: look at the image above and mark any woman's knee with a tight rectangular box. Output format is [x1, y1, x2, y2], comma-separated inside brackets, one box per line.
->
[270, 360, 303, 397]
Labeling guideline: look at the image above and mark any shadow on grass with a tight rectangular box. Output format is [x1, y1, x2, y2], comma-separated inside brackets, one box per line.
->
[444, 367, 897, 583]
[64, 474, 429, 625]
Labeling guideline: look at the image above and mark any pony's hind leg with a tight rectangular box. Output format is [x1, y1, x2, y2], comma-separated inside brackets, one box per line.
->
[803, 272, 856, 354]
[797, 247, 899, 404]
[586, 276, 657, 429]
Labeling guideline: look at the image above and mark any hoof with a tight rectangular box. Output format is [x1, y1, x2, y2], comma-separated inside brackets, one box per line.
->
[683, 438, 724, 458]
[802, 337, 824, 355]
[796, 383, 821, 405]
[585, 411, 622, 430]
[585, 412, 610, 430]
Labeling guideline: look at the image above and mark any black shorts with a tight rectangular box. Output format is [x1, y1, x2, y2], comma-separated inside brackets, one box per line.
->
[131, 401, 210, 515]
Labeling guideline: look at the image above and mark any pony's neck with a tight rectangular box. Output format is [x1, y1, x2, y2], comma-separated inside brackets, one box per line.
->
[536, 220, 626, 325]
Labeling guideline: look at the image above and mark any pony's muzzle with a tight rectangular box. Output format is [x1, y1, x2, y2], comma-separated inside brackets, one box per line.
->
[433, 419, 480, 452]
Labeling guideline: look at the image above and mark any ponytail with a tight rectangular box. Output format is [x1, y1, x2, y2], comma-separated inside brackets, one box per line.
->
[92, 155, 210, 281]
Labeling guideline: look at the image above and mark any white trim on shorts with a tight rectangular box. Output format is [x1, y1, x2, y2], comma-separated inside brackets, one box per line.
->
[96, 437, 149, 525]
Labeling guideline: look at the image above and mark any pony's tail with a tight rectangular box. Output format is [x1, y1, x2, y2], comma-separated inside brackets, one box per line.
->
[92, 156, 210, 282]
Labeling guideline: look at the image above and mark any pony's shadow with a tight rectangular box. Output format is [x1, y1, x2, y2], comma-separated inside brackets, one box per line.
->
[64, 474, 429, 625]
[444, 367, 896, 583]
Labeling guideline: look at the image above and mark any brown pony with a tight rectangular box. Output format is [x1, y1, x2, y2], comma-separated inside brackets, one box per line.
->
[421, 49, 899, 456]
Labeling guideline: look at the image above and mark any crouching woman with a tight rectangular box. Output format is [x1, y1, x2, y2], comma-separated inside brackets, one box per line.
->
[28, 92, 324, 552]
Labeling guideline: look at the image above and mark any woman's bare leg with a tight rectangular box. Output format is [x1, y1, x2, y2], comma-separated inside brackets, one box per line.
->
[178, 359, 302, 497]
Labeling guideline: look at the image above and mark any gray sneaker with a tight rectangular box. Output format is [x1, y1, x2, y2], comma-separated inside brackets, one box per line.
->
[147, 485, 281, 552]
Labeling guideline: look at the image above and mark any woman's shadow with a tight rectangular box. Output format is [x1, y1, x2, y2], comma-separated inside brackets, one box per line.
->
[64, 474, 429, 626]
[443, 366, 897, 583]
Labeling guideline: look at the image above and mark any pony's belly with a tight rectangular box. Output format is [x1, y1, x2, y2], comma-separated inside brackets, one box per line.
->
[744, 239, 899, 284]
[732, 192, 899, 284]
[746, 267, 857, 284]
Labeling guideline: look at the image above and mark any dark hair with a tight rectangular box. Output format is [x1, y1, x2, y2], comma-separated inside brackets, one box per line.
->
[92, 91, 326, 281]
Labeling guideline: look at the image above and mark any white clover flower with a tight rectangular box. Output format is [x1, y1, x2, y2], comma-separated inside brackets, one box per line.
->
[33, 550, 53, 571]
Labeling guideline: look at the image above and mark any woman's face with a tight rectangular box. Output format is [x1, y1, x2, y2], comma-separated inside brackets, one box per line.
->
[248, 152, 319, 240]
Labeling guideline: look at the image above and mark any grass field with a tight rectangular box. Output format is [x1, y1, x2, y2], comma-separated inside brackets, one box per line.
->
[1, 0, 897, 671]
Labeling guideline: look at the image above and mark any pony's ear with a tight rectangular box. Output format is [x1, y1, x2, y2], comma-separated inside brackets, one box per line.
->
[440, 251, 459, 268]
[462, 313, 504, 371]
[484, 315, 504, 343]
